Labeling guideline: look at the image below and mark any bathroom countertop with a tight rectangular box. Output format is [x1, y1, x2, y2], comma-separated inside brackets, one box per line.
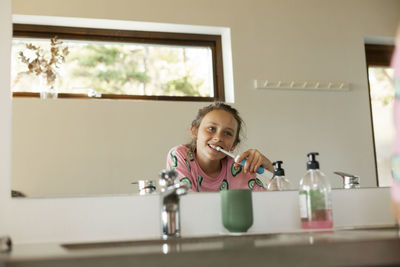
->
[1, 226, 400, 267]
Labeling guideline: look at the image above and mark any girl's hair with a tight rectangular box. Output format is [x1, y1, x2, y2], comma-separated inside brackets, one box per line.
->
[188, 102, 244, 152]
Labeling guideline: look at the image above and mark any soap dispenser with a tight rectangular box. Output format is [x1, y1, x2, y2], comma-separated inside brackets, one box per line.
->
[299, 152, 333, 229]
[267, 161, 290, 191]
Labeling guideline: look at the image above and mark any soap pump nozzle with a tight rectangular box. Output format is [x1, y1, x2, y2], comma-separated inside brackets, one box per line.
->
[267, 161, 290, 191]
[273, 161, 285, 176]
[307, 152, 320, 170]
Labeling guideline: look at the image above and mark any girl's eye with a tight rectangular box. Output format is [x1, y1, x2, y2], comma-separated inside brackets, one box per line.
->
[208, 127, 216, 132]
[225, 131, 233, 136]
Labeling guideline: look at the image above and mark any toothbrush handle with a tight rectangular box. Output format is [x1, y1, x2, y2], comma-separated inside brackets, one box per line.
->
[239, 159, 264, 174]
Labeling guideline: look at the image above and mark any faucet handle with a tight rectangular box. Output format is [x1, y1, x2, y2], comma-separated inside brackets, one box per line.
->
[334, 171, 360, 189]
[159, 169, 178, 189]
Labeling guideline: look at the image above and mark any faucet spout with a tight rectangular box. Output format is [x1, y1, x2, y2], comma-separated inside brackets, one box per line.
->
[334, 171, 360, 189]
[161, 182, 189, 198]
[159, 170, 189, 240]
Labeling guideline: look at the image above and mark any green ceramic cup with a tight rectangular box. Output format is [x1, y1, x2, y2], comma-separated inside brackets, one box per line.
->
[221, 189, 253, 233]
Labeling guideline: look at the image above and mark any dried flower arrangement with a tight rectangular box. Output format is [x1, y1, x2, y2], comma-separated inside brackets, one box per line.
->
[18, 36, 69, 89]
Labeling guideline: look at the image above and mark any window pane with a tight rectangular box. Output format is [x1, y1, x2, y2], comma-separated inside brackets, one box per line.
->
[11, 38, 214, 97]
[368, 67, 395, 187]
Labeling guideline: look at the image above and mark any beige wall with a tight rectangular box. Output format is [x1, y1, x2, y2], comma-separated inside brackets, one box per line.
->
[0, 0, 12, 236]
[11, 0, 400, 197]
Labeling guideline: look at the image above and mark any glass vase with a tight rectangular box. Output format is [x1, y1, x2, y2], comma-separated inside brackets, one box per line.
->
[39, 75, 58, 99]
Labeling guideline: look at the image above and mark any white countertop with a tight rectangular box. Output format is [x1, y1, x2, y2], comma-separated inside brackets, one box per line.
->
[1, 225, 400, 266]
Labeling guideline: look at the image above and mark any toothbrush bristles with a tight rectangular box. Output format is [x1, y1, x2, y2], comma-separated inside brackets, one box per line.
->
[210, 144, 221, 151]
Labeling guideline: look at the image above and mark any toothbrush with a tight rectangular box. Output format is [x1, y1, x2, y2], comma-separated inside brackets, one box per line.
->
[210, 145, 264, 174]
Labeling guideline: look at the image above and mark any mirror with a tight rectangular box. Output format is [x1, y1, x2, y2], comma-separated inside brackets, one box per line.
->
[11, 1, 400, 198]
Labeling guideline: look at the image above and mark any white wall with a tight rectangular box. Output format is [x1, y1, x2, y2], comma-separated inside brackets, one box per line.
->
[0, 0, 12, 237]
[11, 0, 400, 197]
[1, 0, 399, 245]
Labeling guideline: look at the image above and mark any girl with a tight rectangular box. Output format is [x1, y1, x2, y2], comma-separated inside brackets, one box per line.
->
[391, 25, 400, 224]
[166, 102, 274, 192]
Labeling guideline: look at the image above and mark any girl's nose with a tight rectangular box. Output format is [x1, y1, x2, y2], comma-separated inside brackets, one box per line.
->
[213, 131, 224, 141]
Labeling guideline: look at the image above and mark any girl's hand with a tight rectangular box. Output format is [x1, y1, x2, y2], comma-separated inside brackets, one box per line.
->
[234, 149, 274, 174]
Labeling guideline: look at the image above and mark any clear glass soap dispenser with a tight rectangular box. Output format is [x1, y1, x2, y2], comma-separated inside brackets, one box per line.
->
[267, 161, 290, 191]
[299, 152, 333, 229]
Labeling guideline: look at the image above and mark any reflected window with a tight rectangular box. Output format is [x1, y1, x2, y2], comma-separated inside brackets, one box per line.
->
[11, 24, 225, 101]
[365, 44, 395, 187]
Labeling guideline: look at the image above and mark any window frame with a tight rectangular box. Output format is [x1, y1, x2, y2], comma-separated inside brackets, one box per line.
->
[12, 23, 225, 101]
[365, 43, 395, 186]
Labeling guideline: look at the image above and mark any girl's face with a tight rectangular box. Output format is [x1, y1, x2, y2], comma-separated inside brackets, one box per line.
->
[191, 109, 239, 163]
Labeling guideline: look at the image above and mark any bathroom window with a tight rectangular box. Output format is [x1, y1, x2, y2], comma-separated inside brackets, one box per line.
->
[365, 44, 395, 187]
[11, 24, 225, 101]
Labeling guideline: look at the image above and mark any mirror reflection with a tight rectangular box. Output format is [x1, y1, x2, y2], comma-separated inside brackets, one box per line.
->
[10, 0, 400, 198]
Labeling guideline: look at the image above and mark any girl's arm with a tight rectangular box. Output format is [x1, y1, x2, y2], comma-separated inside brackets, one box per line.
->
[234, 149, 274, 174]
[166, 147, 198, 192]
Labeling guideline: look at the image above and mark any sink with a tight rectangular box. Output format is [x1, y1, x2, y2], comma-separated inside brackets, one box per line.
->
[3, 225, 400, 267]
[61, 225, 400, 253]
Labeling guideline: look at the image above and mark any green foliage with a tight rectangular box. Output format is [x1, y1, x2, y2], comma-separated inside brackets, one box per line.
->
[369, 67, 395, 107]
[74, 45, 121, 67]
[124, 68, 149, 84]
[166, 76, 200, 96]
[68, 44, 149, 94]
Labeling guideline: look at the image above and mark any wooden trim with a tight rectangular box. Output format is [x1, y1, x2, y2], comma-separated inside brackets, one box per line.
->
[214, 36, 225, 100]
[12, 24, 225, 102]
[14, 24, 219, 43]
[12, 92, 215, 102]
[365, 44, 395, 67]
[365, 68, 380, 187]
[364, 44, 394, 186]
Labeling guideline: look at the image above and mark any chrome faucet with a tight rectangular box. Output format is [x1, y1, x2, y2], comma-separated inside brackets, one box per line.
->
[159, 169, 189, 240]
[334, 171, 360, 189]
